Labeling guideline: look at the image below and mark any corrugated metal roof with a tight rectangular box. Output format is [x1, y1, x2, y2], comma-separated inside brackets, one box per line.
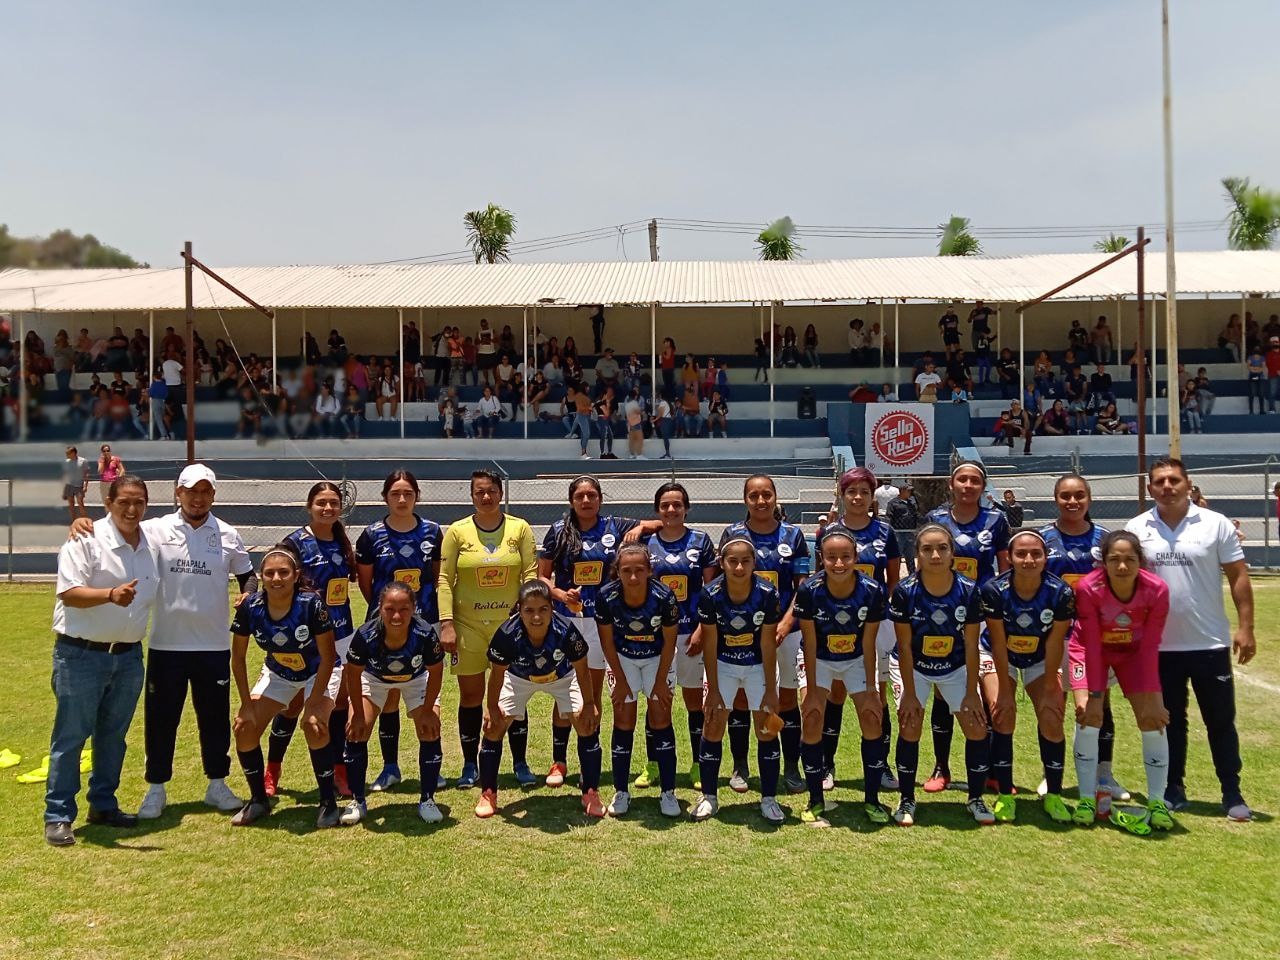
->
[0, 251, 1276, 312]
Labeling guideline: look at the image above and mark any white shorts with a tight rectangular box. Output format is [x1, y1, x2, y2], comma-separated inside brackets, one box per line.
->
[499, 671, 583, 721]
[572, 616, 606, 671]
[361, 673, 430, 714]
[251, 665, 340, 706]
[716, 661, 766, 712]
[815, 657, 875, 696]
[777, 630, 802, 690]
[335, 633, 353, 662]
[617, 655, 664, 703]
[888, 661, 968, 712]
[978, 651, 1048, 689]
[673, 632, 705, 689]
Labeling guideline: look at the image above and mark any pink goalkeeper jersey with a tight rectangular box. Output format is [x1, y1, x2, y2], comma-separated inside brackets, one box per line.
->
[1073, 568, 1169, 691]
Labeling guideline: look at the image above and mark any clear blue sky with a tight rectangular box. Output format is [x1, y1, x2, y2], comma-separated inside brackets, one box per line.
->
[4, 0, 1276, 266]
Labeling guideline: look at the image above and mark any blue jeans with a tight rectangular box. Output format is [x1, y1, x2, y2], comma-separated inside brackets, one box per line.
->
[1270, 375, 1280, 413]
[45, 640, 144, 823]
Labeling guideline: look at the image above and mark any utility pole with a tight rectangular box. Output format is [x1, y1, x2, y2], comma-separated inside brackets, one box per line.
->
[1161, 0, 1181, 458]
[648, 219, 659, 261]
[1136, 226, 1147, 506]
[184, 240, 196, 464]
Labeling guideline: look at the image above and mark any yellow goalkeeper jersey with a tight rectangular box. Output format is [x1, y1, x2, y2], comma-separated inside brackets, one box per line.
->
[437, 514, 538, 633]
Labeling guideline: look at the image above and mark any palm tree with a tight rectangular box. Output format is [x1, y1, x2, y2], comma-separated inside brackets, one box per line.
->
[1093, 233, 1130, 253]
[938, 215, 981, 256]
[756, 216, 803, 261]
[464, 204, 517, 263]
[1222, 176, 1280, 250]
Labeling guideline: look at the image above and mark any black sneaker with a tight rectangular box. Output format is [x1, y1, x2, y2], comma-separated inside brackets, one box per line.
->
[44, 821, 75, 846]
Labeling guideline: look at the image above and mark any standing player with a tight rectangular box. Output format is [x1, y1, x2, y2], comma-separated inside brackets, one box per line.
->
[640, 482, 718, 790]
[924, 461, 1010, 792]
[437, 470, 538, 788]
[1069, 531, 1172, 834]
[796, 529, 888, 825]
[265, 482, 359, 798]
[816, 467, 901, 793]
[475, 581, 602, 818]
[339, 582, 446, 825]
[355, 470, 442, 793]
[538, 476, 658, 785]
[595, 544, 680, 817]
[718, 475, 810, 795]
[1040, 473, 1129, 804]
[691, 537, 784, 823]
[980, 530, 1075, 823]
[888, 524, 993, 826]
[228, 544, 340, 828]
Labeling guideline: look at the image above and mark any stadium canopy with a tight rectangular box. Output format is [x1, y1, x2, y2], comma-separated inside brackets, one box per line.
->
[1, 250, 1278, 312]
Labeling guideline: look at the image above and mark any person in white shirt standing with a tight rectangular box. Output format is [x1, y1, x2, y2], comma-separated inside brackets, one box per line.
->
[873, 477, 900, 515]
[45, 475, 158, 846]
[1125, 458, 1255, 821]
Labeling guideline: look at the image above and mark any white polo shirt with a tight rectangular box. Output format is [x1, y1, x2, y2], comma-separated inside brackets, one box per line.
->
[144, 510, 253, 652]
[54, 516, 159, 646]
[1125, 504, 1244, 653]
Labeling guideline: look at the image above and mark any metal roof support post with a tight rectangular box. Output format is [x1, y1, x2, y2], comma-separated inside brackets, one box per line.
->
[1151, 299, 1158, 437]
[148, 310, 155, 439]
[650, 303, 657, 408]
[1241, 292, 1248, 378]
[398, 309, 405, 440]
[16, 312, 26, 442]
[894, 300, 900, 382]
[271, 310, 278, 392]
[522, 306, 529, 439]
[769, 301, 775, 438]
[183, 241, 196, 464]
[1116, 297, 1123, 369]
[1018, 308, 1026, 405]
[301, 308, 307, 364]
[878, 298, 885, 370]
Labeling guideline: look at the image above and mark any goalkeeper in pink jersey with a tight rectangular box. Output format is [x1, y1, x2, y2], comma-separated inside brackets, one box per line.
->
[1067, 531, 1172, 834]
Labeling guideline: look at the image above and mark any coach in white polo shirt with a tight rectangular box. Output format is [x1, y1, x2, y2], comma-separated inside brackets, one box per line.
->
[1125, 457, 1255, 822]
[137, 463, 256, 819]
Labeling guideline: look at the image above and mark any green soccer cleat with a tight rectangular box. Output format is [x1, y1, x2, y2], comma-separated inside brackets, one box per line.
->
[799, 803, 829, 827]
[863, 802, 890, 824]
[992, 793, 1017, 823]
[1072, 796, 1097, 826]
[1042, 793, 1072, 824]
[1147, 798, 1174, 831]
[1114, 808, 1152, 836]
[687, 763, 701, 791]
[633, 761, 660, 789]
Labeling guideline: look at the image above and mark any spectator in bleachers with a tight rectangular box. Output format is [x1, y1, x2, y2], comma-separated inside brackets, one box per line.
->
[1087, 363, 1115, 412]
[1032, 350, 1053, 394]
[848, 382, 878, 403]
[1245, 315, 1261, 355]
[160, 326, 183, 359]
[1127, 344, 1152, 400]
[130, 374, 150, 438]
[621, 351, 644, 395]
[1219, 315, 1243, 363]
[338, 385, 362, 439]
[73, 328, 95, 372]
[1093, 401, 1131, 435]
[1064, 364, 1088, 434]
[1090, 315, 1113, 365]
[128, 328, 148, 373]
[1034, 399, 1069, 438]
[312, 383, 341, 437]
[591, 386, 618, 458]
[847, 318, 869, 366]
[780, 325, 800, 367]
[937, 306, 961, 358]
[680, 353, 700, 397]
[65, 392, 88, 430]
[344, 353, 369, 404]
[1068, 318, 1089, 355]
[802, 324, 820, 368]
[326, 329, 348, 366]
[885, 482, 919, 573]
[460, 336, 478, 386]
[624, 388, 647, 458]
[430, 324, 450, 386]
[100, 328, 127, 372]
[301, 331, 321, 368]
[499, 324, 515, 357]
[996, 400, 1032, 454]
[363, 355, 382, 399]
[945, 350, 974, 394]
[438, 387, 459, 438]
[1262, 313, 1280, 343]
[1021, 381, 1042, 418]
[943, 377, 969, 403]
[476, 318, 496, 387]
[106, 384, 133, 440]
[913, 359, 941, 402]
[563, 352, 584, 385]
[716, 359, 731, 401]
[148, 370, 171, 439]
[562, 335, 580, 366]
[1266, 337, 1280, 414]
[1246, 345, 1267, 415]
[542, 346, 564, 384]
[407, 356, 427, 402]
[700, 357, 718, 400]
[374, 364, 400, 422]
[1061, 348, 1084, 380]
[1193, 368, 1215, 419]
[972, 327, 993, 385]
[502, 371, 525, 421]
[446, 327, 464, 385]
[707, 390, 729, 438]
[753, 337, 768, 382]
[998, 490, 1024, 529]
[679, 383, 703, 438]
[476, 385, 501, 439]
[52, 330, 74, 393]
[84, 388, 108, 441]
[594, 348, 621, 395]
[877, 383, 898, 402]
[1181, 379, 1204, 434]
[652, 392, 674, 460]
[967, 301, 994, 355]
[528, 370, 550, 417]
[996, 347, 1019, 400]
[25, 329, 51, 376]
[495, 353, 514, 389]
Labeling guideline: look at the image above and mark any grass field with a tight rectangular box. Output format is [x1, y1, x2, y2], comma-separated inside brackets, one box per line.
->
[2, 582, 1278, 960]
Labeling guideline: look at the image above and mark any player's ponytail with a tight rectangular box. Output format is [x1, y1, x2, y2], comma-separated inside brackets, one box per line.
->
[550, 476, 602, 564]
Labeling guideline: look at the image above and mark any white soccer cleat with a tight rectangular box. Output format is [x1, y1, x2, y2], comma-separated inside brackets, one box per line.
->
[138, 783, 167, 820]
[658, 790, 681, 818]
[760, 797, 785, 823]
[1036, 778, 1049, 798]
[204, 778, 243, 812]
[607, 790, 631, 817]
[339, 800, 366, 826]
[418, 799, 444, 823]
[689, 795, 719, 821]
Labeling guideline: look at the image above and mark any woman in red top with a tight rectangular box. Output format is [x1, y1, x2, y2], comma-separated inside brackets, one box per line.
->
[1068, 531, 1171, 833]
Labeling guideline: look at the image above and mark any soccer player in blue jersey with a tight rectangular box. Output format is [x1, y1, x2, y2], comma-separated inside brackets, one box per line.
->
[355, 470, 443, 794]
[980, 530, 1075, 823]
[718, 475, 810, 795]
[816, 467, 902, 794]
[596, 544, 680, 817]
[228, 544, 340, 828]
[1040, 473, 1129, 806]
[923, 461, 1010, 792]
[640, 482, 718, 790]
[475, 581, 603, 818]
[888, 524, 994, 826]
[339, 582, 446, 826]
[691, 537, 785, 823]
[796, 529, 889, 825]
[265, 482, 359, 799]
[538, 476, 660, 786]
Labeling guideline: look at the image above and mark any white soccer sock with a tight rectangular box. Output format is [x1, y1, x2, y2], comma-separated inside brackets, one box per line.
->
[1073, 725, 1100, 801]
[1141, 729, 1169, 804]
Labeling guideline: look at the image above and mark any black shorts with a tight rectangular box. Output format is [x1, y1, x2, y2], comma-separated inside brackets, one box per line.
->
[943, 332, 960, 345]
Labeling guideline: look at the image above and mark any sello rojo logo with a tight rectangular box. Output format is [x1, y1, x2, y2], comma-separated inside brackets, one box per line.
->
[872, 411, 928, 467]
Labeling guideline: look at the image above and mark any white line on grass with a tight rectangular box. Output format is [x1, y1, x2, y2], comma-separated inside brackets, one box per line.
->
[1238, 672, 1280, 695]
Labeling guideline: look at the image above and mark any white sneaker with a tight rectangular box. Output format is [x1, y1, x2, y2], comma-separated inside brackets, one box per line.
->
[659, 790, 681, 817]
[893, 799, 916, 826]
[880, 770, 899, 791]
[689, 794, 719, 821]
[339, 800, 366, 826]
[760, 797, 785, 823]
[418, 799, 443, 823]
[821, 769, 835, 791]
[967, 797, 996, 825]
[1036, 778, 1049, 797]
[138, 783, 167, 820]
[1226, 801, 1253, 822]
[204, 778, 243, 812]
[580, 453, 591, 460]
[607, 790, 631, 816]
[728, 769, 750, 793]
[1097, 772, 1131, 802]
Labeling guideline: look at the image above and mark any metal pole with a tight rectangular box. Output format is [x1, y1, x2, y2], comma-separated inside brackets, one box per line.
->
[1136, 226, 1147, 505]
[878, 298, 884, 368]
[995, 304, 1001, 376]
[1241, 292, 1249, 378]
[1151, 298, 1158, 437]
[16, 312, 26, 442]
[398, 308, 405, 440]
[184, 241, 196, 464]
[1018, 309, 1025, 403]
[893, 300, 900, 375]
[522, 306, 529, 439]
[6, 480, 12, 582]
[650, 303, 657, 404]
[1266, 459, 1273, 571]
[1115, 297, 1122, 370]
[147, 310, 155, 439]
[271, 310, 278, 392]
[1161, 0, 1181, 458]
[769, 301, 775, 438]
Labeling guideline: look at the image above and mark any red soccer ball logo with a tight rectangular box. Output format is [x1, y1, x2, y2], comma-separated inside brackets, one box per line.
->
[872, 411, 928, 467]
